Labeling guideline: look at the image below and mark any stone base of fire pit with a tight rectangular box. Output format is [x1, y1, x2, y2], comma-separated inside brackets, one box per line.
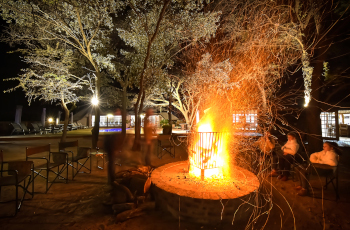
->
[151, 161, 260, 225]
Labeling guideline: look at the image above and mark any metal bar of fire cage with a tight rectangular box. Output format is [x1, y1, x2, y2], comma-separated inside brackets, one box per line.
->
[212, 132, 216, 169]
[200, 132, 204, 169]
[200, 132, 204, 179]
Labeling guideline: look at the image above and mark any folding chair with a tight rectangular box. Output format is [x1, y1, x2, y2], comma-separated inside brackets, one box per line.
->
[157, 134, 175, 159]
[0, 150, 34, 216]
[59, 140, 91, 179]
[26, 144, 68, 193]
[94, 140, 107, 170]
[312, 163, 339, 200]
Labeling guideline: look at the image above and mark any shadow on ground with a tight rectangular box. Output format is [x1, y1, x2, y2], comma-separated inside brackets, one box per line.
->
[0, 134, 349, 229]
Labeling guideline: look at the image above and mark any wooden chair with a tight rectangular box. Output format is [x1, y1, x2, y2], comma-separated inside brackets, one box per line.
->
[157, 134, 175, 159]
[339, 124, 350, 137]
[0, 150, 34, 216]
[26, 145, 68, 193]
[59, 140, 91, 179]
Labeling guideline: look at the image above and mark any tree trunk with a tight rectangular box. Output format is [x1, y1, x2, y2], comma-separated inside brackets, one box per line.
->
[132, 90, 145, 151]
[168, 78, 172, 133]
[61, 100, 69, 143]
[122, 86, 127, 136]
[131, 0, 170, 151]
[306, 47, 326, 154]
[91, 71, 101, 149]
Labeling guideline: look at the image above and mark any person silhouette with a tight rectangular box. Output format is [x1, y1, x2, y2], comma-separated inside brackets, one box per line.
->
[143, 109, 155, 167]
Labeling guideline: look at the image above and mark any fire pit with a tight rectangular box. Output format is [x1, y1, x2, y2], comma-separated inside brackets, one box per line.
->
[151, 123, 260, 224]
[152, 161, 259, 224]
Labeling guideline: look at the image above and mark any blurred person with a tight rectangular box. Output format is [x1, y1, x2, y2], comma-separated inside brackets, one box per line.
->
[104, 133, 125, 185]
[256, 129, 275, 156]
[277, 132, 299, 181]
[295, 141, 340, 196]
[255, 129, 276, 173]
[143, 108, 156, 167]
[104, 109, 125, 185]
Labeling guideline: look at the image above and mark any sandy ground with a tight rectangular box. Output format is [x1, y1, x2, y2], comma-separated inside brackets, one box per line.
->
[0, 130, 350, 230]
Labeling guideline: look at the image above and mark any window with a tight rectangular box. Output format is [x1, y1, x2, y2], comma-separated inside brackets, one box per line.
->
[320, 112, 336, 138]
[91, 115, 122, 127]
[233, 110, 258, 131]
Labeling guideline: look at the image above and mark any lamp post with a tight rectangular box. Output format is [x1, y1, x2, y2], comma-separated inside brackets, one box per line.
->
[91, 97, 99, 106]
[48, 117, 53, 133]
[91, 96, 99, 127]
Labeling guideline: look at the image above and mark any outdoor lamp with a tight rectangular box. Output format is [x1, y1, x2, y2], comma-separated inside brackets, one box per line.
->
[91, 97, 99, 106]
[48, 117, 53, 123]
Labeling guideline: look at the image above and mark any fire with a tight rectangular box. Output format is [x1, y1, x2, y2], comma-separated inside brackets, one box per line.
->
[189, 122, 229, 180]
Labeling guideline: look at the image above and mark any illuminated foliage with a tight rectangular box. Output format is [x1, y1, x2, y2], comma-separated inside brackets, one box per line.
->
[0, 0, 124, 144]
[3, 43, 92, 141]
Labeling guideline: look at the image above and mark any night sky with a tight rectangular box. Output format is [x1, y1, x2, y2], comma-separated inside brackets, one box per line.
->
[0, 22, 62, 122]
[1, 11, 349, 123]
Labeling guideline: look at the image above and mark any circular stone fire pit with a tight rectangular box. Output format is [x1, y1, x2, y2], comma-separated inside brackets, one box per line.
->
[152, 161, 260, 225]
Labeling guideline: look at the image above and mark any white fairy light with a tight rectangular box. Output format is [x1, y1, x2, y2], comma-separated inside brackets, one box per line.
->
[302, 51, 313, 107]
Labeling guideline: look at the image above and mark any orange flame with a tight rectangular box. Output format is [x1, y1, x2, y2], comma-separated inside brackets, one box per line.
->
[189, 122, 229, 180]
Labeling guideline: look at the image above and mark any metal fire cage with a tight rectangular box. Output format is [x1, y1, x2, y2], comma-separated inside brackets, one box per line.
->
[189, 132, 224, 180]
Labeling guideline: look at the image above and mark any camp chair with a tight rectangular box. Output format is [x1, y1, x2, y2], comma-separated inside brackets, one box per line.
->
[26, 145, 68, 193]
[0, 150, 34, 216]
[311, 155, 340, 200]
[94, 140, 108, 170]
[312, 163, 339, 199]
[59, 140, 91, 180]
[157, 134, 175, 159]
[10, 122, 24, 135]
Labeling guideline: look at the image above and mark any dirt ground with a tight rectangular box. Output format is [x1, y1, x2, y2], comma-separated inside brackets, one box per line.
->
[0, 132, 350, 230]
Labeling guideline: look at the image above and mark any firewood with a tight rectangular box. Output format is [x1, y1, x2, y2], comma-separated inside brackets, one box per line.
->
[112, 181, 134, 203]
[112, 203, 134, 214]
[115, 202, 155, 223]
[144, 177, 152, 193]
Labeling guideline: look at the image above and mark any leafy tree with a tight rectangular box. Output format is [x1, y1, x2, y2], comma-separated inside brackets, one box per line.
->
[116, 0, 220, 149]
[0, 0, 123, 146]
[4, 44, 91, 142]
[147, 53, 233, 128]
[147, 0, 311, 132]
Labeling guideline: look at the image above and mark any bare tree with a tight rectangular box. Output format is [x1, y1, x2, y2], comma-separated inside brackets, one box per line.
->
[147, 53, 233, 128]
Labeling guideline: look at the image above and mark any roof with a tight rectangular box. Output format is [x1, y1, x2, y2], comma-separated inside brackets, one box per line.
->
[158, 112, 179, 121]
[72, 106, 133, 121]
